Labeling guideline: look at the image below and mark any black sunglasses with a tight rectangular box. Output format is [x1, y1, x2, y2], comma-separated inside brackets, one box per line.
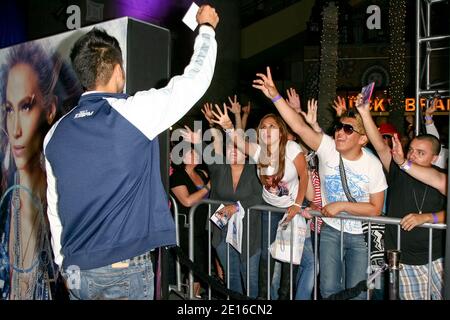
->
[382, 134, 393, 139]
[334, 122, 362, 135]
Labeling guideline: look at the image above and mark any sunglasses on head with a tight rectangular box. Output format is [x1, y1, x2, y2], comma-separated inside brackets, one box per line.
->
[334, 122, 362, 135]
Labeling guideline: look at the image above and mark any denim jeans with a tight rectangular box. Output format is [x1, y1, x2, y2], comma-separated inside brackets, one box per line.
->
[295, 236, 315, 300]
[319, 223, 368, 300]
[215, 240, 261, 298]
[63, 251, 154, 300]
[259, 211, 283, 299]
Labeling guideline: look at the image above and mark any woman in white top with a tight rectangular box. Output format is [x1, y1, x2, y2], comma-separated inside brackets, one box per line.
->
[211, 106, 310, 299]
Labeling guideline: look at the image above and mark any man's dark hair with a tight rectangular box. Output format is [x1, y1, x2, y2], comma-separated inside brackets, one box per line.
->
[70, 28, 123, 91]
[415, 134, 441, 155]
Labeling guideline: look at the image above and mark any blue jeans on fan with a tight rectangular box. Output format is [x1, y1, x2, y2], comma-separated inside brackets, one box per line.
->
[62, 251, 154, 300]
[259, 211, 284, 299]
[215, 240, 260, 298]
[295, 236, 315, 300]
[319, 223, 368, 300]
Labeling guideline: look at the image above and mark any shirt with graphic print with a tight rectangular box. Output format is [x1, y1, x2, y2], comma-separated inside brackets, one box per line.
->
[316, 135, 387, 234]
[252, 140, 304, 208]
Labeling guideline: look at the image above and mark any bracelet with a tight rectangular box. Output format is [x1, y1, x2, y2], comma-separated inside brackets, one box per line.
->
[293, 203, 302, 208]
[271, 94, 282, 103]
[432, 212, 438, 224]
[400, 159, 412, 171]
[424, 115, 433, 121]
[399, 159, 407, 167]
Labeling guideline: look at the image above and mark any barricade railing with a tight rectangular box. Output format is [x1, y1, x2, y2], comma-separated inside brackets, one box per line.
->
[169, 195, 182, 293]
[182, 199, 446, 300]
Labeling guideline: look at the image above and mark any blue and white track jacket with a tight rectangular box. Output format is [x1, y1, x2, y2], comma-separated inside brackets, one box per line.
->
[43, 26, 217, 270]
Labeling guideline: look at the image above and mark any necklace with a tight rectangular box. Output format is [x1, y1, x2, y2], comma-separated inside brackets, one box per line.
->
[413, 186, 428, 214]
[10, 178, 43, 299]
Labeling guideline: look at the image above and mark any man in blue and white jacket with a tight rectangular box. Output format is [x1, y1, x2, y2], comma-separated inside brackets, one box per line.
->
[43, 5, 219, 300]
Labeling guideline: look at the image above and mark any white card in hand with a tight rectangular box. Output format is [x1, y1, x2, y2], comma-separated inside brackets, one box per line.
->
[182, 2, 199, 31]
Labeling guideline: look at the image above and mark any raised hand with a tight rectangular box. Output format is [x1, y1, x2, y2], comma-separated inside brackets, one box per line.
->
[391, 133, 405, 165]
[425, 98, 437, 117]
[333, 96, 347, 117]
[355, 93, 370, 114]
[242, 101, 251, 115]
[211, 103, 233, 130]
[196, 4, 219, 29]
[180, 125, 202, 144]
[286, 88, 301, 113]
[299, 99, 318, 127]
[226, 95, 241, 114]
[201, 102, 215, 124]
[252, 66, 279, 100]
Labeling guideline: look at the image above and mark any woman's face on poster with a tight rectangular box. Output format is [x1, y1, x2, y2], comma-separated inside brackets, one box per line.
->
[5, 63, 49, 171]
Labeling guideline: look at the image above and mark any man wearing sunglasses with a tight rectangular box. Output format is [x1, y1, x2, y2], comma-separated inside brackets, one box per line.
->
[253, 67, 387, 300]
[356, 96, 446, 300]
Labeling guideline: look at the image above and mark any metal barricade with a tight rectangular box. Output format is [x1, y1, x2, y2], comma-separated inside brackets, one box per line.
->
[304, 211, 447, 300]
[188, 199, 235, 300]
[169, 195, 183, 293]
[184, 199, 447, 300]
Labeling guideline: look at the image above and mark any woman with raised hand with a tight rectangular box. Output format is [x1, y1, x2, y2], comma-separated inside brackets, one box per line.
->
[183, 102, 263, 298]
[211, 103, 309, 300]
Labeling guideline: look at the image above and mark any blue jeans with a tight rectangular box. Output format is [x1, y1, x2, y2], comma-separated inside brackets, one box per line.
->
[215, 240, 260, 298]
[63, 251, 154, 300]
[295, 236, 315, 300]
[319, 224, 368, 300]
[259, 211, 283, 299]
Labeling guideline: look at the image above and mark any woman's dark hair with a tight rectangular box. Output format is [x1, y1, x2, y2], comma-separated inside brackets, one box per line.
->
[256, 114, 289, 187]
[70, 28, 123, 91]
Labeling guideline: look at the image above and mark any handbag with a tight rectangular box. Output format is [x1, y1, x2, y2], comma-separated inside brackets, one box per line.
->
[338, 155, 385, 267]
[269, 213, 307, 265]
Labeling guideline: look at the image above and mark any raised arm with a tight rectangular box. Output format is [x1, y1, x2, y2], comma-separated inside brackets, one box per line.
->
[226, 95, 243, 130]
[201, 102, 223, 156]
[332, 96, 347, 117]
[241, 101, 251, 130]
[299, 99, 322, 133]
[356, 94, 392, 171]
[424, 100, 440, 139]
[252, 67, 323, 151]
[392, 134, 447, 195]
[111, 5, 219, 140]
[286, 87, 301, 113]
[210, 103, 259, 158]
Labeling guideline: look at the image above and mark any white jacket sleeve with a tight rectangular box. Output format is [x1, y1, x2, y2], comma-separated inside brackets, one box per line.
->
[45, 158, 64, 268]
[425, 122, 440, 139]
[108, 25, 217, 140]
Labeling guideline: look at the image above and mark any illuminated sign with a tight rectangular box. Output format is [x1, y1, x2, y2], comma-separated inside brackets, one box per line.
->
[344, 96, 450, 112]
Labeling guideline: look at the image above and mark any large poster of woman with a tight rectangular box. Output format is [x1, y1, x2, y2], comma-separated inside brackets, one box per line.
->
[0, 17, 128, 300]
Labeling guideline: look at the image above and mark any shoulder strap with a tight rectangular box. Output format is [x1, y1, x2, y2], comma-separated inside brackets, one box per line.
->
[339, 155, 357, 203]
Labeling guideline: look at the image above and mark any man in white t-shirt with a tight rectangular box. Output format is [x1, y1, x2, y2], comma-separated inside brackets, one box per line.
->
[252, 67, 387, 299]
